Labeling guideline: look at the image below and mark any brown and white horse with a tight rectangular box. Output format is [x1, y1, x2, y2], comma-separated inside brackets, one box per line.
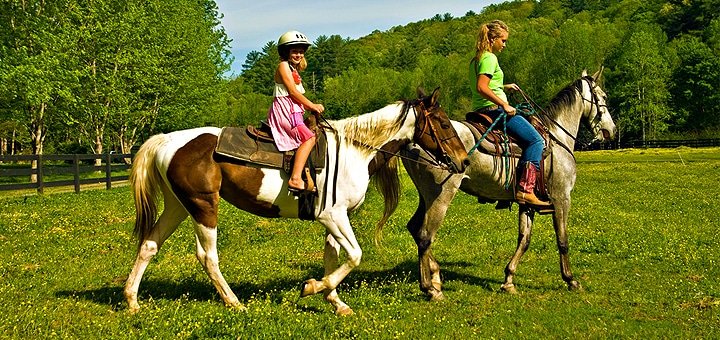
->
[124, 88, 468, 315]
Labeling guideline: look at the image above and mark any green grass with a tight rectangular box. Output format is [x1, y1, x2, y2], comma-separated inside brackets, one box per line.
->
[1, 147, 719, 338]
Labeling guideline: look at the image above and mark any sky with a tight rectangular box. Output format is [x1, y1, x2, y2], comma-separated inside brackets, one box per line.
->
[214, 0, 504, 76]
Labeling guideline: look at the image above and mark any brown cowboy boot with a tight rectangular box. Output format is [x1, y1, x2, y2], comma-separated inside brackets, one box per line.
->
[515, 162, 552, 207]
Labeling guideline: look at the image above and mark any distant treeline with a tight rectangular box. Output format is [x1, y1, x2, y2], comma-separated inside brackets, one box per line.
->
[1, 0, 719, 158]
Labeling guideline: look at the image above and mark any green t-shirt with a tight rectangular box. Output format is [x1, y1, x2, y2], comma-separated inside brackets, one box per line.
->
[469, 51, 507, 111]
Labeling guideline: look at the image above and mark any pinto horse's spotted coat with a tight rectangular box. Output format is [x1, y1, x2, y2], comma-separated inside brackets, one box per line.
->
[124, 89, 468, 315]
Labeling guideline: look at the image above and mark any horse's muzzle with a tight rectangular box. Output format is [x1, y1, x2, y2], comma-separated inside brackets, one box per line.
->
[446, 156, 470, 174]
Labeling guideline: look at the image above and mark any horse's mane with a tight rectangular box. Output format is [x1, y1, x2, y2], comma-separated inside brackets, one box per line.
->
[544, 77, 586, 119]
[332, 101, 411, 155]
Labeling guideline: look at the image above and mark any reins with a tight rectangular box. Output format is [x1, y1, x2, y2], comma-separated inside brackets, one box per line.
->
[516, 77, 604, 157]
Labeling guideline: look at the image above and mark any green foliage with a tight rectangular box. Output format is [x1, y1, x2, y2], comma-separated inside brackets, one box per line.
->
[0, 148, 719, 337]
[609, 23, 674, 140]
[3, 0, 720, 155]
[669, 35, 720, 130]
[0, 0, 231, 156]
[236, 0, 720, 142]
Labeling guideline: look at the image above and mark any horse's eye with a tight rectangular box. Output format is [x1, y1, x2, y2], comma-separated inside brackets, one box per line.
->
[441, 123, 451, 129]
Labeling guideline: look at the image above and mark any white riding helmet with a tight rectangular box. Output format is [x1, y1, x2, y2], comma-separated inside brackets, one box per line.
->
[277, 30, 311, 49]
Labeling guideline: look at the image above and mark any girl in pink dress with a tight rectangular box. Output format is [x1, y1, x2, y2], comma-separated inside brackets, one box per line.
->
[267, 31, 325, 193]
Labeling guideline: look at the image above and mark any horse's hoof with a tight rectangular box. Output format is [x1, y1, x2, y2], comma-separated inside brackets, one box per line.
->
[500, 283, 518, 295]
[127, 304, 140, 314]
[335, 305, 354, 316]
[428, 289, 446, 302]
[227, 301, 247, 311]
[568, 281, 583, 292]
[299, 279, 322, 298]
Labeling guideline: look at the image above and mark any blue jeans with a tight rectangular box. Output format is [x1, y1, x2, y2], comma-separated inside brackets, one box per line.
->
[487, 107, 544, 168]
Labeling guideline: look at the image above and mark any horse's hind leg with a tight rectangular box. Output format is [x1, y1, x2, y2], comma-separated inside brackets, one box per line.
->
[193, 221, 243, 309]
[501, 206, 535, 294]
[553, 205, 582, 291]
[124, 189, 188, 313]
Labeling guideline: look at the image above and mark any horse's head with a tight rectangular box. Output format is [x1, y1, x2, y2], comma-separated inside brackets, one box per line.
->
[581, 68, 616, 142]
[412, 88, 469, 173]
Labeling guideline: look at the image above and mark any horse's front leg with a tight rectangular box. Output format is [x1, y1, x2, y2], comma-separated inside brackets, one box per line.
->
[501, 205, 535, 294]
[317, 233, 353, 316]
[407, 197, 446, 301]
[552, 200, 582, 291]
[300, 210, 359, 316]
[406, 169, 461, 301]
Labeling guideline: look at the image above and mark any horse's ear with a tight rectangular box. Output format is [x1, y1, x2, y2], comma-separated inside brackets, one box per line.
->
[582, 69, 588, 77]
[416, 87, 427, 98]
[591, 66, 605, 81]
[430, 87, 441, 106]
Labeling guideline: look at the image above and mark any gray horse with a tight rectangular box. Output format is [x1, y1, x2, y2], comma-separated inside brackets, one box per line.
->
[379, 69, 616, 301]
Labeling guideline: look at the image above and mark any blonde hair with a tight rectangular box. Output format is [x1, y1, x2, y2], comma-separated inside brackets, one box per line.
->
[474, 20, 509, 61]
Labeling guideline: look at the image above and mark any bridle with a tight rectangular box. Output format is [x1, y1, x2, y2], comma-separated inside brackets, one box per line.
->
[317, 99, 463, 172]
[579, 76, 608, 136]
[411, 100, 465, 173]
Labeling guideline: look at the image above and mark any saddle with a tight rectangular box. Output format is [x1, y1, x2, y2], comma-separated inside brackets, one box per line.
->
[215, 116, 327, 173]
[463, 111, 550, 159]
[463, 110, 553, 214]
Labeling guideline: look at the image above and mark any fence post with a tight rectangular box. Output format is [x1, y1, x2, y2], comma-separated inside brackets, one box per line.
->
[37, 154, 44, 194]
[105, 153, 112, 190]
[74, 154, 81, 193]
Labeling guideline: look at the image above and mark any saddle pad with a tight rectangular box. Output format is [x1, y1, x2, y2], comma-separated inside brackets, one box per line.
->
[215, 126, 327, 170]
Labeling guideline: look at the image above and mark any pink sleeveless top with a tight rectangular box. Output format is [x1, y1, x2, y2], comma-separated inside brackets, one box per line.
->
[267, 68, 315, 151]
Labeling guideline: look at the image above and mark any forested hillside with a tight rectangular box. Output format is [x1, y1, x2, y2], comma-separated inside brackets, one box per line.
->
[235, 0, 720, 144]
[1, 0, 719, 157]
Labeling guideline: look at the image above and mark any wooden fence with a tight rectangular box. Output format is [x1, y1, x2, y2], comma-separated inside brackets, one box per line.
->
[0, 153, 133, 194]
[579, 138, 720, 150]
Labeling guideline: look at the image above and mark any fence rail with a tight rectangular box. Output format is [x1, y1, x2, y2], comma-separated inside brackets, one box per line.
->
[0, 153, 133, 194]
[579, 138, 720, 150]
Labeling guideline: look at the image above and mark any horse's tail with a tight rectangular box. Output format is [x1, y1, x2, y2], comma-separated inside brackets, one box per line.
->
[373, 157, 400, 246]
[130, 134, 167, 249]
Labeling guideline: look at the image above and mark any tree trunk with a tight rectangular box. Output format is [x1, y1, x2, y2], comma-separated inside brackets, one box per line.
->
[30, 103, 46, 183]
[94, 126, 103, 167]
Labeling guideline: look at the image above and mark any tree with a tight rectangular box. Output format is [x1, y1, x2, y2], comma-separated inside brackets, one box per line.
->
[240, 42, 277, 95]
[611, 24, 674, 141]
[0, 0, 78, 181]
[66, 0, 232, 159]
[670, 35, 720, 131]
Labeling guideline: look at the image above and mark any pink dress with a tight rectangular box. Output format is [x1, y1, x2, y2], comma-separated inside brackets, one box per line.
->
[267, 68, 315, 152]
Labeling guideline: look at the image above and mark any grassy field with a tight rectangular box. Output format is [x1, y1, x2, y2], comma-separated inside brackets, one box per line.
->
[0, 147, 718, 338]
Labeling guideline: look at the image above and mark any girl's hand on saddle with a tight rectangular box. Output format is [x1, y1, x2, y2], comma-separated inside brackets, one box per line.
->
[503, 103, 517, 116]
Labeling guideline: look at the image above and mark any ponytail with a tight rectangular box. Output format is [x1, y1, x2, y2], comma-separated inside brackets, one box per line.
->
[474, 20, 509, 61]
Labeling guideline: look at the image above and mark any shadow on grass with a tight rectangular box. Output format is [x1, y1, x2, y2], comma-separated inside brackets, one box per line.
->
[55, 259, 501, 311]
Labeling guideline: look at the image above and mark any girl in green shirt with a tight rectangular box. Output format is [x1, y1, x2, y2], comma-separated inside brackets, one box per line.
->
[469, 20, 551, 208]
